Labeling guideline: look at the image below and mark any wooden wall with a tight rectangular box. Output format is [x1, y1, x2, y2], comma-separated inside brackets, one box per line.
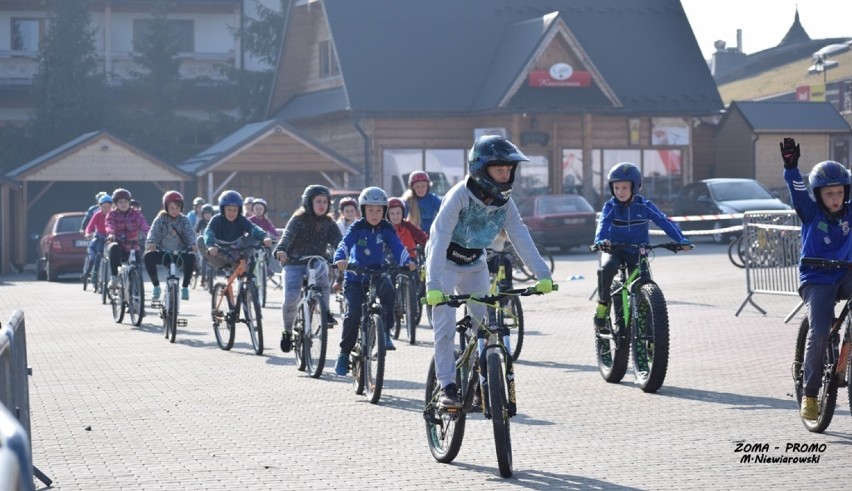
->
[714, 110, 755, 179]
[755, 133, 828, 189]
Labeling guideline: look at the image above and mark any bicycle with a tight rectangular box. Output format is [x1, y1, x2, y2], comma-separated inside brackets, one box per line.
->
[254, 247, 269, 308]
[727, 234, 746, 269]
[210, 240, 265, 355]
[504, 240, 554, 282]
[423, 286, 556, 478]
[392, 269, 419, 345]
[82, 235, 105, 291]
[344, 266, 394, 404]
[289, 255, 330, 378]
[590, 242, 690, 393]
[486, 248, 525, 361]
[98, 253, 110, 304]
[791, 257, 852, 433]
[107, 242, 145, 327]
[150, 249, 190, 343]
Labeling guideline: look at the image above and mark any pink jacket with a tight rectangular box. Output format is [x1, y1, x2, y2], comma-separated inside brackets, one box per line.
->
[106, 209, 150, 251]
[85, 210, 108, 236]
[249, 215, 279, 239]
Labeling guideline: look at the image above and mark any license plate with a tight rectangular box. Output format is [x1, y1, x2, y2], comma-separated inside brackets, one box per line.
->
[563, 218, 585, 224]
[75, 239, 88, 248]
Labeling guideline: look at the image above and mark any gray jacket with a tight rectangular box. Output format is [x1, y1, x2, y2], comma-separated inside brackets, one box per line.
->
[146, 213, 195, 252]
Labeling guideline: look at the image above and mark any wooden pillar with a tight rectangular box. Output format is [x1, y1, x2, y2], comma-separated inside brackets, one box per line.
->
[1, 183, 9, 274]
[551, 118, 562, 194]
[581, 113, 594, 205]
[15, 182, 27, 268]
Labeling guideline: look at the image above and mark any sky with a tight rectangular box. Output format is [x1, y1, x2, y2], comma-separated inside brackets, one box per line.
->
[680, 0, 852, 61]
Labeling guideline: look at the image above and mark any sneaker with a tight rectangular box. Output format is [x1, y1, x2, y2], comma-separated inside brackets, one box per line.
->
[335, 352, 349, 376]
[109, 275, 119, 290]
[800, 396, 819, 420]
[326, 311, 338, 326]
[385, 334, 396, 351]
[152, 285, 161, 301]
[181, 287, 189, 301]
[438, 383, 461, 409]
[593, 302, 609, 329]
[279, 331, 292, 353]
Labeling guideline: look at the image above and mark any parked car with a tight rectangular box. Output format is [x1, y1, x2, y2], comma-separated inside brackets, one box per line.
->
[518, 194, 597, 251]
[673, 178, 792, 243]
[36, 212, 88, 281]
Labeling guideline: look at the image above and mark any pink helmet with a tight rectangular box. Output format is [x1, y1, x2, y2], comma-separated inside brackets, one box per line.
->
[162, 190, 184, 211]
[408, 171, 430, 188]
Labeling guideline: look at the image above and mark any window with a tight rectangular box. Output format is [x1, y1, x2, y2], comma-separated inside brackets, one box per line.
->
[133, 19, 194, 52]
[319, 40, 339, 78]
[383, 148, 464, 197]
[11, 18, 45, 51]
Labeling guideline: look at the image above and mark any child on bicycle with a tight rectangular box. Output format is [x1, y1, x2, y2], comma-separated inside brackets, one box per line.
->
[273, 185, 343, 353]
[781, 137, 852, 421]
[593, 162, 691, 332]
[144, 191, 197, 301]
[336, 197, 359, 236]
[199, 190, 273, 270]
[424, 135, 554, 408]
[387, 197, 428, 259]
[81, 191, 108, 232]
[106, 188, 150, 289]
[82, 193, 112, 281]
[402, 171, 441, 235]
[186, 197, 206, 229]
[249, 198, 280, 241]
[195, 203, 215, 289]
[333, 187, 414, 375]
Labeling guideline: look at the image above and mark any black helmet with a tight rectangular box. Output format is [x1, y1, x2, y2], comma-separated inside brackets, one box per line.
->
[467, 135, 528, 206]
[301, 185, 331, 214]
[201, 204, 215, 215]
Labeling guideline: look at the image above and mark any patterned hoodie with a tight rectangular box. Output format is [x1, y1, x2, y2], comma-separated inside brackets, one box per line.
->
[146, 212, 196, 252]
[106, 208, 150, 251]
[274, 212, 341, 265]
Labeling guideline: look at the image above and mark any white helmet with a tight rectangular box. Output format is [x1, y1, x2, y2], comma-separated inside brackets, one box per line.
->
[358, 186, 388, 215]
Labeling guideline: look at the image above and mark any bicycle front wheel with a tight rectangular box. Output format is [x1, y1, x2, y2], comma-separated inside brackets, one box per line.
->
[305, 295, 329, 378]
[294, 302, 307, 372]
[257, 263, 267, 308]
[794, 317, 838, 433]
[111, 281, 126, 324]
[424, 356, 466, 463]
[596, 281, 630, 383]
[364, 313, 386, 404]
[100, 260, 110, 304]
[631, 283, 669, 393]
[212, 282, 235, 350]
[128, 269, 145, 327]
[244, 281, 264, 355]
[167, 284, 179, 343]
[487, 350, 512, 478]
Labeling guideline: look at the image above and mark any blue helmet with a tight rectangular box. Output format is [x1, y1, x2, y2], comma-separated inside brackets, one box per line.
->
[809, 160, 850, 207]
[607, 162, 642, 196]
[218, 190, 244, 215]
[467, 135, 528, 206]
[98, 194, 113, 205]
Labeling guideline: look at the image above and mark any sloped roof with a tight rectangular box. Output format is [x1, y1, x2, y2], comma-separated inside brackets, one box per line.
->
[6, 131, 188, 181]
[297, 0, 721, 116]
[728, 101, 851, 133]
[273, 87, 349, 120]
[778, 9, 811, 47]
[180, 119, 359, 174]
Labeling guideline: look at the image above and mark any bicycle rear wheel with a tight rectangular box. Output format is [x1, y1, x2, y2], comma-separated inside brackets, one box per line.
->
[487, 350, 512, 478]
[364, 313, 386, 404]
[167, 284, 179, 343]
[100, 260, 110, 304]
[503, 296, 524, 361]
[631, 283, 669, 393]
[212, 282, 235, 350]
[424, 356, 466, 463]
[305, 295, 329, 378]
[405, 278, 418, 344]
[256, 262, 267, 308]
[596, 281, 630, 383]
[111, 282, 126, 324]
[794, 317, 838, 433]
[392, 276, 403, 340]
[82, 255, 92, 291]
[128, 269, 145, 327]
[294, 302, 307, 372]
[244, 281, 264, 355]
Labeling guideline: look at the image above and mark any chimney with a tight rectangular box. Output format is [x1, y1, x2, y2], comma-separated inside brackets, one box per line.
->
[736, 29, 742, 53]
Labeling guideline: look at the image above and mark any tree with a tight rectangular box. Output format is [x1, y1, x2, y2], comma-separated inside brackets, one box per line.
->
[30, 0, 109, 153]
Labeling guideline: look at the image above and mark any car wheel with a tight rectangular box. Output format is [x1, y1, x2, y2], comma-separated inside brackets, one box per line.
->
[46, 259, 59, 282]
[712, 222, 725, 244]
[36, 258, 47, 280]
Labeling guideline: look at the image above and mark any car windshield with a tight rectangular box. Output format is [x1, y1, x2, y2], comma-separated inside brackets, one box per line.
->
[56, 216, 84, 233]
[536, 195, 593, 214]
[709, 181, 773, 201]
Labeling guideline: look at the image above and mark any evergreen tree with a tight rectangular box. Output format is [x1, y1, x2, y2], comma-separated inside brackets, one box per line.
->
[30, 0, 109, 153]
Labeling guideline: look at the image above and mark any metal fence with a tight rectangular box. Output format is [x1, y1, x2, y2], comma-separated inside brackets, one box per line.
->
[734, 211, 803, 321]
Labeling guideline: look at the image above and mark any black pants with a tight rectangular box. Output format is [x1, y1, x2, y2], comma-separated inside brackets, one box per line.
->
[486, 253, 513, 290]
[144, 250, 196, 287]
[108, 243, 135, 276]
[597, 249, 638, 304]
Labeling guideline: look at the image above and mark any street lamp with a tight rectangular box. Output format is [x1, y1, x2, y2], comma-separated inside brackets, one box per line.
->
[814, 54, 827, 84]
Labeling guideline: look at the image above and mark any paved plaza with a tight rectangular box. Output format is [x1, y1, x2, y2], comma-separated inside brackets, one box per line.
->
[1, 241, 847, 490]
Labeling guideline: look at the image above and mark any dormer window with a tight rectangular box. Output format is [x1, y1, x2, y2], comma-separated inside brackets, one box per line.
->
[319, 40, 339, 78]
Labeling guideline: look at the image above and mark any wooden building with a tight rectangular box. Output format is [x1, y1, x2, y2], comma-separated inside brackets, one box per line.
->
[255, 0, 723, 211]
[715, 101, 852, 191]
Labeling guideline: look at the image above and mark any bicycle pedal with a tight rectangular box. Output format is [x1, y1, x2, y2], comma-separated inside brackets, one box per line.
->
[151, 300, 162, 309]
[177, 319, 188, 327]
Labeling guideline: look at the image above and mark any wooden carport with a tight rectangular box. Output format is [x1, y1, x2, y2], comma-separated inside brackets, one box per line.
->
[3, 131, 190, 272]
[180, 120, 360, 221]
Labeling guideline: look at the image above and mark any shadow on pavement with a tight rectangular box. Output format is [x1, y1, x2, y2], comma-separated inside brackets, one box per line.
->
[514, 359, 598, 373]
[656, 385, 791, 410]
[451, 463, 643, 490]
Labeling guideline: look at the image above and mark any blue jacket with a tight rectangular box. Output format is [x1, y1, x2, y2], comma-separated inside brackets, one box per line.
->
[785, 167, 852, 286]
[203, 214, 267, 247]
[417, 193, 442, 234]
[333, 218, 410, 284]
[595, 195, 686, 246]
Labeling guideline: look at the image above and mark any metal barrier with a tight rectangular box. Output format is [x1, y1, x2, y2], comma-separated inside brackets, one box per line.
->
[734, 211, 803, 321]
[0, 311, 50, 490]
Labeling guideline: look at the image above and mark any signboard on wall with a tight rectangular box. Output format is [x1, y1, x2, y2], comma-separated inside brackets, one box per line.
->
[473, 127, 508, 139]
[651, 118, 690, 145]
[528, 62, 591, 87]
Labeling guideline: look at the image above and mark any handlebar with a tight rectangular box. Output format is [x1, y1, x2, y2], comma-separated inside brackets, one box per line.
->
[424, 285, 560, 308]
[589, 242, 693, 254]
[801, 257, 852, 269]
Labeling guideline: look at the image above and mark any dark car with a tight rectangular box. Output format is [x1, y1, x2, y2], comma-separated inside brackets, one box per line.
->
[673, 178, 792, 243]
[518, 194, 597, 251]
[36, 212, 88, 281]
